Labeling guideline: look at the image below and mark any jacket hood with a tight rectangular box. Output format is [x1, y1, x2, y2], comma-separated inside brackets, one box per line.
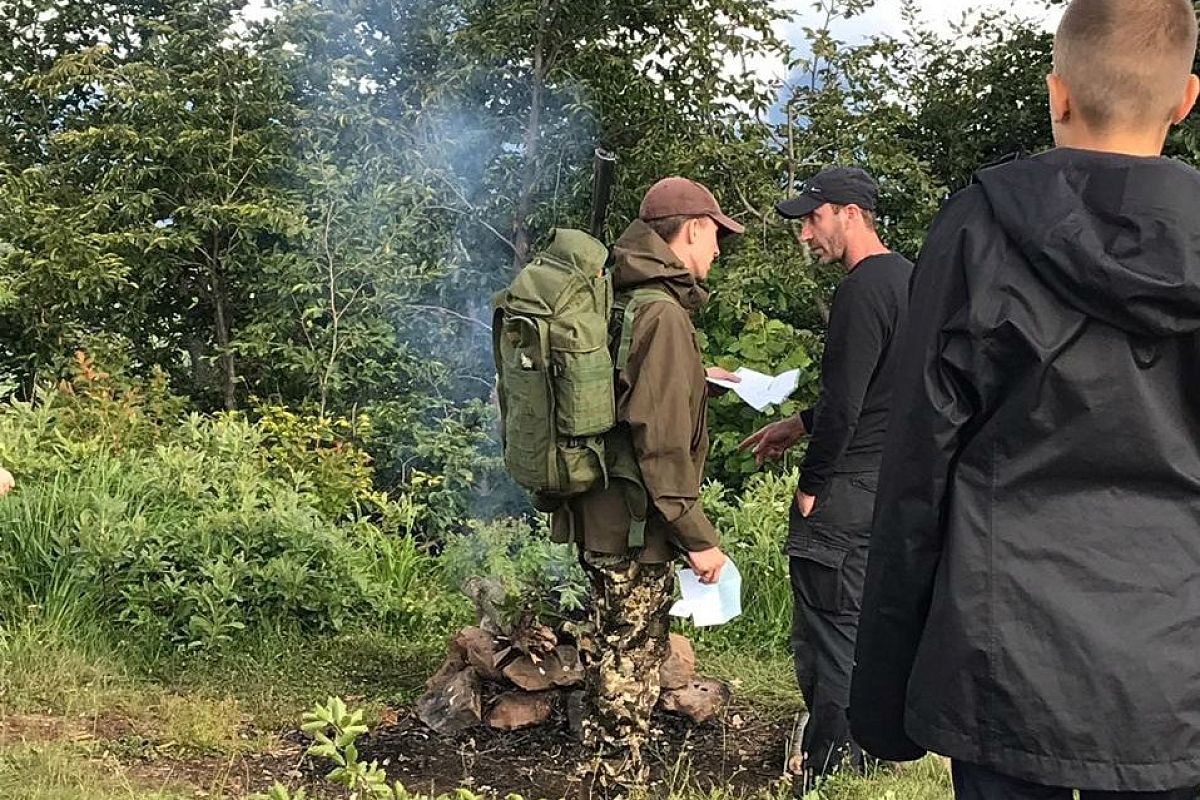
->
[975, 148, 1200, 337]
[610, 220, 709, 311]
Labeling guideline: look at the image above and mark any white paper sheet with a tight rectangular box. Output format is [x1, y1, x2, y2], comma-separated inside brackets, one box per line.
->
[707, 367, 800, 412]
[669, 558, 742, 627]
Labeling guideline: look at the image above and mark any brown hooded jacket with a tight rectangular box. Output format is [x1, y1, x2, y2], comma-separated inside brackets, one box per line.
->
[551, 219, 719, 563]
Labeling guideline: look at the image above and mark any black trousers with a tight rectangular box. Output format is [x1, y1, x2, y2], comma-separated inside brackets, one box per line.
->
[788, 471, 876, 778]
[952, 761, 1199, 800]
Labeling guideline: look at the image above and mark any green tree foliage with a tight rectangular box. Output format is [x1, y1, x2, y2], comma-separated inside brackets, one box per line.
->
[895, 3, 1056, 194]
[0, 0, 173, 168]
[0, 1, 304, 410]
[5, 0, 1195, 509]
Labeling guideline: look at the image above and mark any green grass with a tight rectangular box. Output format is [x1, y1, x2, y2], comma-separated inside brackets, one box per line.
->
[668, 758, 953, 800]
[0, 433, 942, 799]
[0, 746, 952, 800]
[0, 741, 198, 800]
[153, 627, 445, 730]
[0, 616, 953, 800]
[807, 757, 953, 800]
[0, 608, 142, 718]
[0, 608, 442, 737]
[0, 549, 948, 800]
[699, 647, 802, 716]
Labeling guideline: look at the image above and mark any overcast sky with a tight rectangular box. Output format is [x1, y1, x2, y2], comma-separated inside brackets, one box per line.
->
[239, 1, 1063, 63]
[238, 0, 1061, 43]
[759, 0, 1062, 84]
[792, 0, 1060, 41]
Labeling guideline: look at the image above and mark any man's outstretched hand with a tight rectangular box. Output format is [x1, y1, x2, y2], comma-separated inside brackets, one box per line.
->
[738, 415, 807, 466]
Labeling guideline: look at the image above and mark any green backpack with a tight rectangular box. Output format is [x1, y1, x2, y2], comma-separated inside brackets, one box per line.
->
[492, 228, 675, 521]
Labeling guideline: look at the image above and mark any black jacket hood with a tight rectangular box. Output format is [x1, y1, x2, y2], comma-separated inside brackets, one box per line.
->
[975, 148, 1200, 337]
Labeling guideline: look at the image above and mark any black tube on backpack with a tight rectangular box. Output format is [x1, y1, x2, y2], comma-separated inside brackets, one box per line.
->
[588, 147, 617, 242]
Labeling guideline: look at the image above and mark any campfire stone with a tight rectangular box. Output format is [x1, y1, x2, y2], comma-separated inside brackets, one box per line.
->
[659, 634, 696, 690]
[486, 690, 557, 730]
[454, 626, 504, 681]
[502, 654, 556, 692]
[425, 645, 468, 692]
[548, 645, 585, 687]
[416, 667, 482, 734]
[658, 678, 730, 724]
[512, 620, 558, 658]
[503, 647, 585, 691]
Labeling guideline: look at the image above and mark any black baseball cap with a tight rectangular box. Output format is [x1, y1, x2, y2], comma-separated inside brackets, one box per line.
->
[775, 166, 878, 219]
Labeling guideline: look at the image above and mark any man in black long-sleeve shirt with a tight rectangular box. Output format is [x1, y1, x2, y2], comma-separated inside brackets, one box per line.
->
[740, 166, 912, 787]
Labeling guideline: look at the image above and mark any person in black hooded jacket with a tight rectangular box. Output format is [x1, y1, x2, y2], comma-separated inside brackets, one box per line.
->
[850, 1, 1200, 798]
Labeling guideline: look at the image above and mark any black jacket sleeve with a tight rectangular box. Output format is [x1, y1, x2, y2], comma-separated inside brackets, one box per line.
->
[797, 273, 890, 496]
[849, 190, 989, 760]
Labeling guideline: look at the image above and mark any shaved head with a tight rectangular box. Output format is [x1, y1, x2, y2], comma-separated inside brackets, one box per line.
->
[1053, 0, 1198, 133]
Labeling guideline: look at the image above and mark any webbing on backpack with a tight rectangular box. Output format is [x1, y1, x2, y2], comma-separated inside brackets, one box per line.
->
[615, 287, 678, 371]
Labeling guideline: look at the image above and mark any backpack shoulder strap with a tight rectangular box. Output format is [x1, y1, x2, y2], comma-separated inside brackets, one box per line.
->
[614, 287, 681, 371]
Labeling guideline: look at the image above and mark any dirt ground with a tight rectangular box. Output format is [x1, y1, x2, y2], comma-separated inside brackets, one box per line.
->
[129, 746, 310, 798]
[2, 699, 799, 799]
[354, 704, 798, 800]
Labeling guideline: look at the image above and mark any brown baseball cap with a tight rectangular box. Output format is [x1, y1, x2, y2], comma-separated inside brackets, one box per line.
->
[639, 177, 745, 236]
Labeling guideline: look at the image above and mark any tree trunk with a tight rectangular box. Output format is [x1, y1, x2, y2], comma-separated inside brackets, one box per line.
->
[187, 336, 207, 397]
[511, 41, 546, 272]
[21, 358, 38, 403]
[209, 264, 237, 410]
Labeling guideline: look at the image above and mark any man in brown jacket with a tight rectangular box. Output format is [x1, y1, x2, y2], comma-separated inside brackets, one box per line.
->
[552, 176, 742, 782]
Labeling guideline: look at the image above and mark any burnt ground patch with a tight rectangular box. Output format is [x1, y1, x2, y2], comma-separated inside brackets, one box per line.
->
[353, 705, 800, 799]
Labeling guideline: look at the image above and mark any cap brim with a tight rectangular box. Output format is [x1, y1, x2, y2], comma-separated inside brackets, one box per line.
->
[710, 211, 745, 236]
[775, 194, 822, 219]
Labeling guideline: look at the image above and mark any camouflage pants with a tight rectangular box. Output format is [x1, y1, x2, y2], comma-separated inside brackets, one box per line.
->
[577, 550, 674, 776]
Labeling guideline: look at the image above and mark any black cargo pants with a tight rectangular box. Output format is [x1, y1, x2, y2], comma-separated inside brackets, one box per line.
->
[788, 470, 877, 779]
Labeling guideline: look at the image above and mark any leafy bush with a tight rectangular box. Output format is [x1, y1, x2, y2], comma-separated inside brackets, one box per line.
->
[702, 312, 822, 489]
[0, 372, 465, 653]
[251, 402, 397, 525]
[686, 470, 796, 656]
[366, 396, 520, 542]
[439, 516, 587, 632]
